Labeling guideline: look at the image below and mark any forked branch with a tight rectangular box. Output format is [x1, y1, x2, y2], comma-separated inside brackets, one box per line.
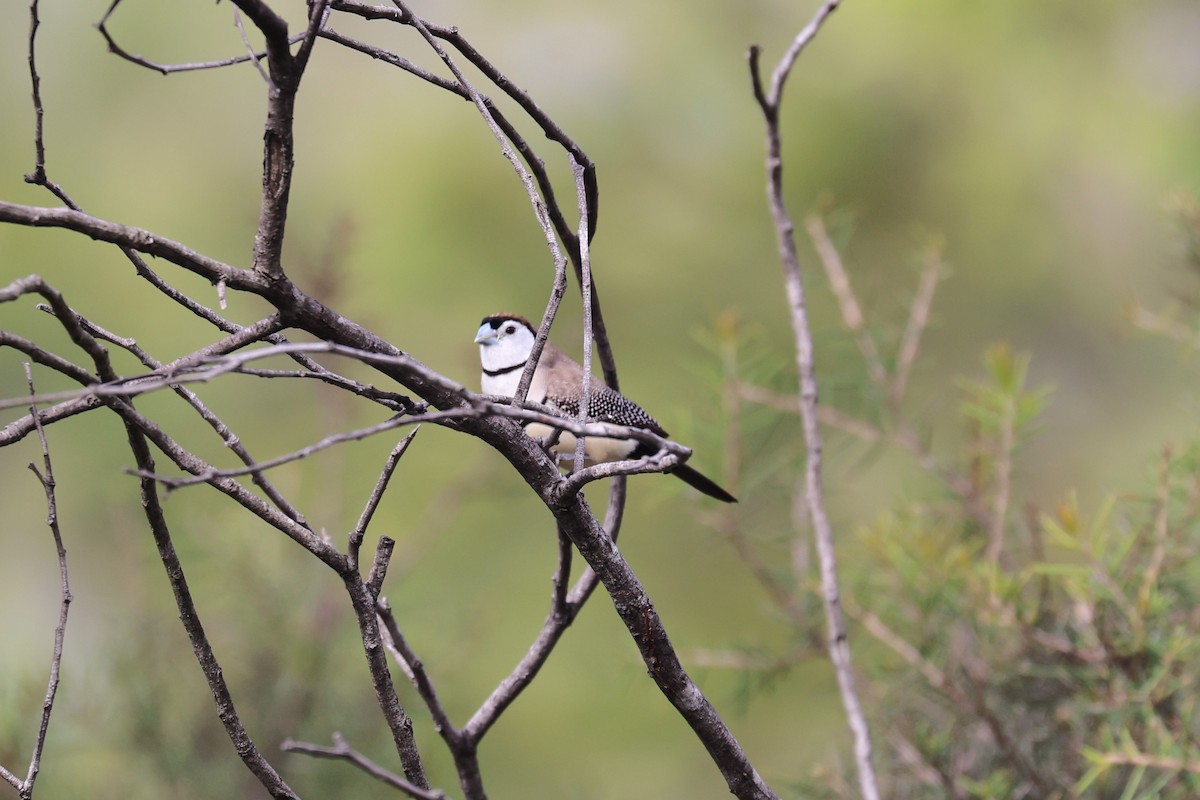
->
[748, 3, 881, 799]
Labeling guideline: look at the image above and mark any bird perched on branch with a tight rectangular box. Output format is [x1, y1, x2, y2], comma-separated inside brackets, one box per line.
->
[474, 313, 737, 503]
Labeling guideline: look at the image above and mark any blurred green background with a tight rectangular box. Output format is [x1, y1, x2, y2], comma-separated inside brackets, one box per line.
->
[2, 0, 1199, 797]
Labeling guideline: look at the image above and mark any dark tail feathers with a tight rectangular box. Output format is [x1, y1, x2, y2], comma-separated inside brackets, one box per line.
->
[671, 464, 737, 503]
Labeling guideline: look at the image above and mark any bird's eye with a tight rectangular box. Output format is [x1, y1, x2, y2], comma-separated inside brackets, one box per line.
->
[503, 323, 516, 334]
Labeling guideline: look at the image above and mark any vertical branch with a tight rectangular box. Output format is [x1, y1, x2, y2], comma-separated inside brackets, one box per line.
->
[228, 0, 301, 279]
[892, 243, 943, 405]
[342, 573, 431, 789]
[747, 4, 881, 800]
[985, 395, 1015, 564]
[12, 364, 73, 800]
[572, 154, 593, 473]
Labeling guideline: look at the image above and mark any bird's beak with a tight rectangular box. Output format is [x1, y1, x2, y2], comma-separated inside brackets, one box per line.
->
[474, 323, 497, 345]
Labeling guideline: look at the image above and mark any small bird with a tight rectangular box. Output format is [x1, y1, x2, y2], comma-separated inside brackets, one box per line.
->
[474, 313, 737, 503]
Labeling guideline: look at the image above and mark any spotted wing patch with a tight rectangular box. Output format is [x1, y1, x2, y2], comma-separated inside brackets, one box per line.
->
[545, 384, 668, 437]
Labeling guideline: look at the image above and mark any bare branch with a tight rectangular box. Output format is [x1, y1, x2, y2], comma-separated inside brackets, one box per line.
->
[131, 414, 435, 490]
[282, 734, 450, 800]
[54, 308, 309, 526]
[461, 523, 575, 744]
[122, 411, 300, 799]
[375, 601, 488, 798]
[572, 154, 594, 473]
[6, 364, 74, 799]
[748, 3, 879, 799]
[0, 204, 262, 291]
[806, 213, 888, 391]
[231, 7, 274, 86]
[98, 0, 307, 75]
[365, 536, 396, 599]
[892, 242, 943, 404]
[353, 431, 420, 544]
[22, 0, 69, 204]
[341, 575, 429, 788]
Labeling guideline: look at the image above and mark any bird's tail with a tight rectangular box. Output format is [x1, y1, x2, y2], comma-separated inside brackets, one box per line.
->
[671, 464, 737, 503]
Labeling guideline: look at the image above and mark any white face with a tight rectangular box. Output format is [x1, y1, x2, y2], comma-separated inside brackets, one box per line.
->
[475, 318, 536, 396]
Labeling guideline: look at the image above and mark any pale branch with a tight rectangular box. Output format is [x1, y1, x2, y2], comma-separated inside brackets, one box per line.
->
[385, 0, 579, 410]
[553, 452, 681, 503]
[519, 213, 571, 406]
[131, 412, 453, 490]
[231, 7, 274, 86]
[281, 734, 450, 800]
[5, 364, 73, 800]
[806, 213, 889, 391]
[892, 242, 943, 405]
[748, 3, 880, 800]
[2, 339, 692, 498]
[328, 0, 619, 391]
[98, 0, 308, 75]
[572, 154, 594, 474]
[0, 766, 16, 793]
[328, 0, 597, 244]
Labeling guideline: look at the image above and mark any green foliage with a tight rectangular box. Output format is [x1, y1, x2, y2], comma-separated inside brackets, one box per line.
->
[706, 211, 1200, 798]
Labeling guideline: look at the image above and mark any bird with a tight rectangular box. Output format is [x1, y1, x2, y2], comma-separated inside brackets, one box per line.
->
[474, 313, 737, 503]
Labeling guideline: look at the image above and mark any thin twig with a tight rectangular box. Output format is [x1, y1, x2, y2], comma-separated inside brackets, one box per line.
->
[51, 307, 309, 526]
[748, 4, 879, 799]
[375, 601, 489, 799]
[15, 364, 73, 798]
[892, 242, 943, 404]
[353, 431, 420, 544]
[132, 414, 434, 489]
[1138, 445, 1172, 615]
[462, 524, 579, 742]
[388, 0, 569, 351]
[985, 391, 1015, 564]
[231, 7, 274, 86]
[98, 0, 307, 75]
[282, 734, 450, 800]
[806, 214, 888, 391]
[573, 154, 594, 473]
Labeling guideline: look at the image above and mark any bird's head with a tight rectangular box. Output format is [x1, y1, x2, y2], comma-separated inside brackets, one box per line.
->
[475, 314, 537, 370]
